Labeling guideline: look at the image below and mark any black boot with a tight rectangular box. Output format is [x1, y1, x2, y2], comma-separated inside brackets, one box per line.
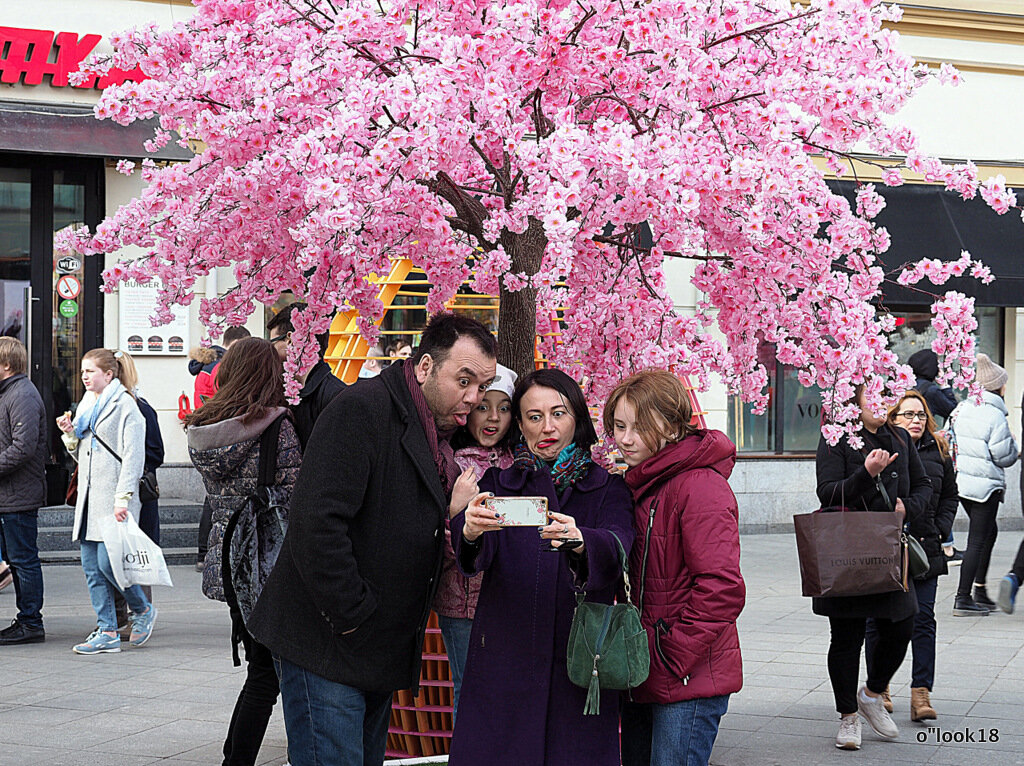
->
[0, 619, 45, 645]
[974, 585, 996, 610]
[953, 595, 990, 616]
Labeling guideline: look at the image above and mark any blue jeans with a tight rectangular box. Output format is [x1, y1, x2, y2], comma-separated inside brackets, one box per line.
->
[0, 511, 44, 629]
[273, 656, 392, 766]
[621, 694, 730, 766]
[866, 575, 939, 689]
[437, 615, 473, 721]
[79, 540, 150, 632]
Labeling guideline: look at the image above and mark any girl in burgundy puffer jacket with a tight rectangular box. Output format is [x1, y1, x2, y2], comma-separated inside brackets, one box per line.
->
[432, 364, 517, 719]
[605, 370, 745, 766]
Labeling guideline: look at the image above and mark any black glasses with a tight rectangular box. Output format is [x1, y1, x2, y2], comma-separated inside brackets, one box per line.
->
[268, 334, 289, 344]
[895, 411, 928, 421]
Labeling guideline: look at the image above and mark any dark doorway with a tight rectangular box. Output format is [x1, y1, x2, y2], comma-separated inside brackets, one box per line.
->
[0, 153, 103, 502]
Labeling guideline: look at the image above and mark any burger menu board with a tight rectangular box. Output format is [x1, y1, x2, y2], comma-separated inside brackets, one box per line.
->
[117, 278, 189, 356]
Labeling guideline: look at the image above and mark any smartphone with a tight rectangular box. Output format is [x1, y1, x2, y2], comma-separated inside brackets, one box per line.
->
[484, 496, 549, 527]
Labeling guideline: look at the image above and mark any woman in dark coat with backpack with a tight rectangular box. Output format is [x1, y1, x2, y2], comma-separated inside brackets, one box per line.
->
[814, 384, 931, 751]
[864, 390, 957, 723]
[186, 338, 302, 766]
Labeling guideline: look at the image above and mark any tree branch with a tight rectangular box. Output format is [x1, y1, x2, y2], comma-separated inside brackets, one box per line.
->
[592, 234, 730, 262]
[703, 91, 766, 111]
[702, 9, 819, 51]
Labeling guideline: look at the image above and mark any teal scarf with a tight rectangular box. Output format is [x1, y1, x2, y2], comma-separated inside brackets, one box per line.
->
[513, 441, 592, 493]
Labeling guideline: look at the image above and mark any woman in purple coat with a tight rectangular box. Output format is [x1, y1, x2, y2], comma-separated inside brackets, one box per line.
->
[451, 368, 634, 766]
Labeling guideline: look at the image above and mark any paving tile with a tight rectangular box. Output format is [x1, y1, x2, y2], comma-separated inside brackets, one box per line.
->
[5, 540, 1023, 765]
[87, 718, 231, 758]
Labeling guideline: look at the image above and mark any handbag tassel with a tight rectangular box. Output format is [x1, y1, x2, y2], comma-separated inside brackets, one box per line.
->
[584, 655, 601, 715]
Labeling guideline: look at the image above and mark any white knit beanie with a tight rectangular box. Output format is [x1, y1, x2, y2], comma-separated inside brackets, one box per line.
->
[487, 364, 518, 401]
[975, 353, 1007, 392]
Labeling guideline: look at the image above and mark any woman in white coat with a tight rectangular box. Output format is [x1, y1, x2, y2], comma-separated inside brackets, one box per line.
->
[56, 349, 157, 654]
[949, 353, 1020, 616]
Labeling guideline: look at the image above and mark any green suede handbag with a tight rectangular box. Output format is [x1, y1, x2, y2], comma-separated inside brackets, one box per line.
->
[566, 532, 650, 715]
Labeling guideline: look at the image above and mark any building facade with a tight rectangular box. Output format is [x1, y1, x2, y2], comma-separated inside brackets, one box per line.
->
[663, 1, 1024, 527]
[2, 1, 1022, 520]
[2, 0, 252, 499]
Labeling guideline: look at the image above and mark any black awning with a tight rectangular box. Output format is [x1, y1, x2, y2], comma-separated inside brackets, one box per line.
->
[828, 180, 1024, 307]
[0, 99, 193, 161]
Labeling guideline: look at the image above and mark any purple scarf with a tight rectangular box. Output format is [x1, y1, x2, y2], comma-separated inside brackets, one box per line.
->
[403, 360, 459, 495]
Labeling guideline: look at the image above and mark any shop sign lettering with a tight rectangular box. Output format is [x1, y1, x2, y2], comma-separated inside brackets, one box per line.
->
[0, 26, 147, 89]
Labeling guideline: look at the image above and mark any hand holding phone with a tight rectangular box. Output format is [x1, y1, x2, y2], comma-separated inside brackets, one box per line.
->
[541, 510, 585, 553]
[463, 492, 502, 541]
[486, 496, 549, 527]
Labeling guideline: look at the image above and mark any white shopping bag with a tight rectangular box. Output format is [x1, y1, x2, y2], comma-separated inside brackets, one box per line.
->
[98, 514, 174, 589]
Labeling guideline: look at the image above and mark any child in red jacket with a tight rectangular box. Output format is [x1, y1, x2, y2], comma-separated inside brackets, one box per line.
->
[604, 370, 745, 766]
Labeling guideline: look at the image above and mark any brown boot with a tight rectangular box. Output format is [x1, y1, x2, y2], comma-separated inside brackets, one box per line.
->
[881, 685, 893, 713]
[911, 687, 937, 721]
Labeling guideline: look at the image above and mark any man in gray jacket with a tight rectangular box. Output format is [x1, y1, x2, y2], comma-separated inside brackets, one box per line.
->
[0, 338, 47, 644]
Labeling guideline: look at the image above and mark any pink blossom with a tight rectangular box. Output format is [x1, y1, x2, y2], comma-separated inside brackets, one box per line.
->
[54, 0, 1019, 430]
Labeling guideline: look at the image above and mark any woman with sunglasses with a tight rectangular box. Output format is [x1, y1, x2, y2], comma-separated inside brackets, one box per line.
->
[867, 391, 957, 722]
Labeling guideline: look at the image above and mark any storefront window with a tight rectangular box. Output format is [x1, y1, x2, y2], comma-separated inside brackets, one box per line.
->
[0, 168, 31, 345]
[728, 362, 774, 453]
[0, 155, 102, 503]
[727, 353, 822, 454]
[52, 171, 87, 437]
[728, 306, 1003, 454]
[887, 307, 1003, 365]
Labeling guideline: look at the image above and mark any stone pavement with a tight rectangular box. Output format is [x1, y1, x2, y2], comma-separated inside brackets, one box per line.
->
[1, 533, 1022, 766]
[716, 532, 1024, 766]
[0, 565, 287, 766]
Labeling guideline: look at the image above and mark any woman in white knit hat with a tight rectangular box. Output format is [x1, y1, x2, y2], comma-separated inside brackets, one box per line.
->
[948, 353, 1020, 616]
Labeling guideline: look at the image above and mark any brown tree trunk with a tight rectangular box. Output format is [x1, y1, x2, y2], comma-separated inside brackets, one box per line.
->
[497, 218, 547, 380]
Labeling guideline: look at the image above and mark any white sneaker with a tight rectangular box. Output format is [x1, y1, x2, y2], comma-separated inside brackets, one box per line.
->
[857, 685, 898, 738]
[836, 714, 862, 750]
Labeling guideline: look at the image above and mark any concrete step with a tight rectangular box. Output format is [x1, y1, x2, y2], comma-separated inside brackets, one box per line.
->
[36, 498, 203, 568]
[40, 547, 198, 566]
[38, 501, 203, 527]
[38, 523, 200, 553]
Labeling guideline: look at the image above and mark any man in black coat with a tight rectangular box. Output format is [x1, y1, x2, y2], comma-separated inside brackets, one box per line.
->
[267, 302, 347, 448]
[0, 338, 47, 645]
[249, 312, 496, 765]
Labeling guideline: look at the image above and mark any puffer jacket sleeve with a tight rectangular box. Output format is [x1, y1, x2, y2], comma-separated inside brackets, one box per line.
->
[0, 390, 41, 476]
[655, 472, 745, 682]
[988, 413, 1019, 468]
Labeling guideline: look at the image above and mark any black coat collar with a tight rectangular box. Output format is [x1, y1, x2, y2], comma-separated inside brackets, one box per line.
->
[380, 362, 447, 514]
[299, 361, 333, 398]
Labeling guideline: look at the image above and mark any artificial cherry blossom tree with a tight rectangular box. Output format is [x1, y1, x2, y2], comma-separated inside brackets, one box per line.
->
[59, 0, 1019, 440]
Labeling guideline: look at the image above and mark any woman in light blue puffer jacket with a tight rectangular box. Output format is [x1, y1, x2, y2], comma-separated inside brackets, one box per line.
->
[949, 354, 1019, 616]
